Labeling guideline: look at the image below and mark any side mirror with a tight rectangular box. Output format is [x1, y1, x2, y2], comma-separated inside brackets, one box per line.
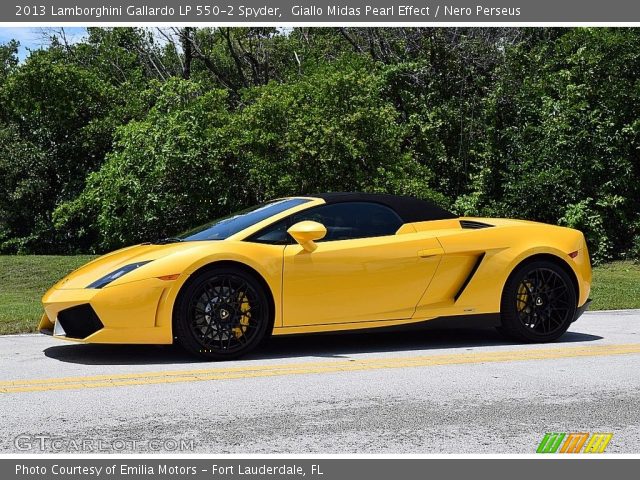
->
[287, 221, 327, 252]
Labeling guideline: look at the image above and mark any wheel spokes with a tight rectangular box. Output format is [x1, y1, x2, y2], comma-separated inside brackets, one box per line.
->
[187, 274, 264, 353]
[515, 267, 574, 335]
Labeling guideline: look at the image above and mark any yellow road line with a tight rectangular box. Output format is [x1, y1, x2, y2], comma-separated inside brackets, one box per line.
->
[2, 343, 640, 394]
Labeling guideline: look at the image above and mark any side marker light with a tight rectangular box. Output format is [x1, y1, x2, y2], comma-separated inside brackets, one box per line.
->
[158, 274, 180, 281]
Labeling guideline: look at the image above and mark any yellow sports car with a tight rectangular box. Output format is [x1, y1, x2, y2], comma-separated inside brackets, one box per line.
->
[39, 193, 592, 359]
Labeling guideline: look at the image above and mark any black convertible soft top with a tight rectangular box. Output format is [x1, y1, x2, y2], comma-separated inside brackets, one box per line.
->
[305, 192, 457, 223]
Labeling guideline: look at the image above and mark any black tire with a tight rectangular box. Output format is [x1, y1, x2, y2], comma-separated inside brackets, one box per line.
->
[498, 260, 577, 343]
[173, 266, 271, 360]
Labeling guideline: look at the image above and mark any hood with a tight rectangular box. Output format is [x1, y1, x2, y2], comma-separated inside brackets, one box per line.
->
[53, 242, 205, 290]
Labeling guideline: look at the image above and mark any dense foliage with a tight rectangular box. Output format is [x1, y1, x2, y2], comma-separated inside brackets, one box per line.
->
[0, 28, 638, 263]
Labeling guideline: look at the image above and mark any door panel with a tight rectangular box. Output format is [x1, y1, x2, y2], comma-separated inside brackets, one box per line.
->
[282, 235, 443, 326]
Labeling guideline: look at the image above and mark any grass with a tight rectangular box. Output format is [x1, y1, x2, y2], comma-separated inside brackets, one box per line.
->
[0, 255, 638, 335]
[590, 260, 640, 310]
[0, 255, 96, 334]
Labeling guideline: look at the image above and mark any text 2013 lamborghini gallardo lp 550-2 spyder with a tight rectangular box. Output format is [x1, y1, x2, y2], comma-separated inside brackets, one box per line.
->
[39, 193, 592, 359]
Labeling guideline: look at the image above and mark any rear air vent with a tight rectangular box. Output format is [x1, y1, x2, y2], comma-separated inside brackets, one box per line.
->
[56, 304, 103, 339]
[460, 220, 494, 229]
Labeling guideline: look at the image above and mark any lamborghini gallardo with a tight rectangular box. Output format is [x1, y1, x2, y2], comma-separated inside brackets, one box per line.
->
[40, 193, 592, 359]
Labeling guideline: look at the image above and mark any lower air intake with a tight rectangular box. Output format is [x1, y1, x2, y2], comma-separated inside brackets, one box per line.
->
[56, 304, 104, 339]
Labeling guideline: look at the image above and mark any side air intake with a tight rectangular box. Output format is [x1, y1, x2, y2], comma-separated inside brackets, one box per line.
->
[460, 220, 494, 229]
[454, 253, 486, 302]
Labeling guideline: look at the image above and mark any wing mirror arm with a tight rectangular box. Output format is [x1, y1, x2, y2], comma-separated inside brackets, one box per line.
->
[287, 221, 327, 252]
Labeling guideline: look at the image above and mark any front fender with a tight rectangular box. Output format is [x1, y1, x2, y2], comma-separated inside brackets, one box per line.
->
[152, 242, 285, 332]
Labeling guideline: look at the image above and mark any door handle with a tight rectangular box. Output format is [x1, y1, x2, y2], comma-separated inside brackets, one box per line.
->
[418, 248, 444, 258]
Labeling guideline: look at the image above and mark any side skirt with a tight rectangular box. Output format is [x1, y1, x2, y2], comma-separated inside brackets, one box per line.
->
[273, 313, 501, 337]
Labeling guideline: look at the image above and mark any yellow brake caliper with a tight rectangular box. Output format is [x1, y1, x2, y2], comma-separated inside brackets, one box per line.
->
[233, 293, 251, 338]
[517, 282, 530, 314]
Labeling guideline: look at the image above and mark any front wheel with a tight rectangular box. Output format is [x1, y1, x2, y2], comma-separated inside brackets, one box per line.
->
[174, 267, 270, 360]
[499, 260, 577, 343]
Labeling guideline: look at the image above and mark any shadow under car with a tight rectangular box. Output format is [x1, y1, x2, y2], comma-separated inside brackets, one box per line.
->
[43, 327, 604, 366]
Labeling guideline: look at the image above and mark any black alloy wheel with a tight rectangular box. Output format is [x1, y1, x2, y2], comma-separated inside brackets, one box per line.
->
[499, 260, 577, 343]
[174, 267, 270, 359]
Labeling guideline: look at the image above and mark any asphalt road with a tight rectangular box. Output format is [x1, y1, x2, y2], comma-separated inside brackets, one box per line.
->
[1, 310, 640, 454]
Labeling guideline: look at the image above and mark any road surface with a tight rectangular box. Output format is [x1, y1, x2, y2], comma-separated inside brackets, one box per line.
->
[1, 310, 639, 453]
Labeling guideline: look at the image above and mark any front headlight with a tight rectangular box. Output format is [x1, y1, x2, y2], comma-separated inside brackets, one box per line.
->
[86, 261, 152, 289]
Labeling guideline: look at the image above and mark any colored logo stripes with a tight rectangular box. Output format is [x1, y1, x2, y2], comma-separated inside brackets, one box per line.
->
[537, 433, 613, 453]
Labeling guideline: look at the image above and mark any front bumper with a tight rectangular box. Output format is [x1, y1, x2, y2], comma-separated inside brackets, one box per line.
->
[39, 278, 174, 344]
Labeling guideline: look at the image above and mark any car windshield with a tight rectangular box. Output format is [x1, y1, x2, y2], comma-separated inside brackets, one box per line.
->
[178, 198, 311, 241]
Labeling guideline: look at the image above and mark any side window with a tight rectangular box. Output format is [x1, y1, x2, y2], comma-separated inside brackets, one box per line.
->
[250, 220, 290, 244]
[249, 202, 403, 244]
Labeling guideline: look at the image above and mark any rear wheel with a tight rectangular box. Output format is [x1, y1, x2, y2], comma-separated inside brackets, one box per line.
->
[499, 260, 577, 343]
[174, 267, 270, 360]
